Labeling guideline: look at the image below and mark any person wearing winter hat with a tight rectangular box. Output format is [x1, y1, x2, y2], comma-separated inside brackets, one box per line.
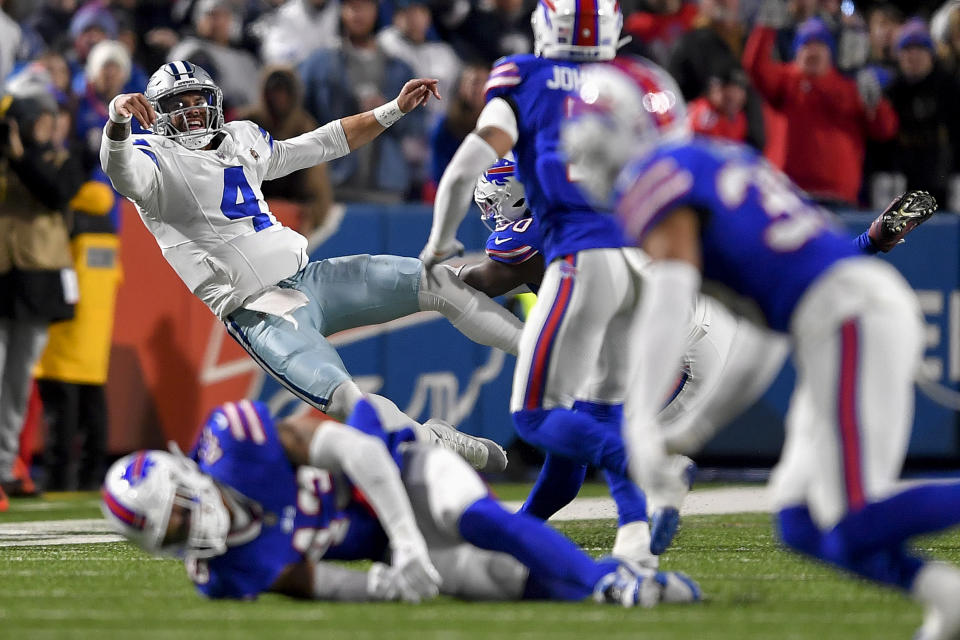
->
[744, 14, 899, 204]
[880, 18, 960, 206]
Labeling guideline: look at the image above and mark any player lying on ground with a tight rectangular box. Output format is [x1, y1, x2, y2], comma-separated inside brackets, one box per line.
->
[100, 61, 521, 472]
[458, 154, 934, 560]
[101, 397, 700, 606]
[563, 57, 960, 640]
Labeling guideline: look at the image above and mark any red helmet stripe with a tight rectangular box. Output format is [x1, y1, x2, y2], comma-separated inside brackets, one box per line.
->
[130, 451, 147, 481]
[102, 488, 146, 530]
[612, 58, 675, 129]
[575, 0, 599, 47]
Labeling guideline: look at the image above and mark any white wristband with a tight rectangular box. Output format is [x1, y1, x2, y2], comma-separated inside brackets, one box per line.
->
[373, 99, 404, 128]
[108, 96, 132, 124]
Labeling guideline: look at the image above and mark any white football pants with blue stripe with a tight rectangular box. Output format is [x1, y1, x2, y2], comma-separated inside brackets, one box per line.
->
[225, 254, 522, 424]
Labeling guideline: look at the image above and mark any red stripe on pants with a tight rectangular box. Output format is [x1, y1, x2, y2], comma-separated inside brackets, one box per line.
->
[839, 320, 866, 511]
[525, 256, 576, 410]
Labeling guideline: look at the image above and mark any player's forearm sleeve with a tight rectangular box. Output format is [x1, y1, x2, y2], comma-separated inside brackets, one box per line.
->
[99, 131, 160, 203]
[311, 562, 376, 601]
[428, 132, 499, 249]
[265, 120, 350, 180]
[308, 423, 425, 552]
[854, 229, 880, 254]
[624, 260, 702, 458]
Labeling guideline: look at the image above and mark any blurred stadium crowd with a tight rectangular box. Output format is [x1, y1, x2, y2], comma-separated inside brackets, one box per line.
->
[0, 0, 956, 498]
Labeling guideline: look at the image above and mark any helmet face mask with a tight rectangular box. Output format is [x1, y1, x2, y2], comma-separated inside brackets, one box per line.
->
[475, 154, 529, 230]
[531, 0, 623, 62]
[146, 61, 223, 150]
[101, 450, 230, 560]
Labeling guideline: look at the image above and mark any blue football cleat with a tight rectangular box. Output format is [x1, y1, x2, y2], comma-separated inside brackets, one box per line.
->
[649, 507, 680, 555]
[648, 456, 696, 555]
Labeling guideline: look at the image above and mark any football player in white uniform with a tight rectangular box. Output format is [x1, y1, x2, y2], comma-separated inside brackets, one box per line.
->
[100, 61, 522, 472]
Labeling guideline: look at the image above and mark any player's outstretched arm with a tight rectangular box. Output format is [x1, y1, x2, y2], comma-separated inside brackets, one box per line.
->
[100, 93, 160, 203]
[270, 558, 399, 602]
[624, 208, 702, 484]
[266, 78, 440, 181]
[420, 98, 517, 270]
[460, 255, 544, 298]
[340, 78, 440, 151]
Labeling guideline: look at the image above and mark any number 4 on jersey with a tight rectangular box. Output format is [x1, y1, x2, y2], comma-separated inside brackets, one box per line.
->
[221, 166, 273, 231]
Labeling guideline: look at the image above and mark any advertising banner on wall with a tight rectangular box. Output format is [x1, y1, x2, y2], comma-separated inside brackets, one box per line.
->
[106, 203, 960, 462]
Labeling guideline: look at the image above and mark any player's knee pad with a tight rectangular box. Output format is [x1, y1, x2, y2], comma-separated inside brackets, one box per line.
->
[776, 505, 825, 558]
[422, 447, 489, 536]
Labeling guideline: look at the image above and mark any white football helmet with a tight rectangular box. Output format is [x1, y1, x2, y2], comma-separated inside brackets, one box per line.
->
[532, 0, 623, 61]
[475, 153, 529, 230]
[145, 61, 223, 150]
[101, 449, 230, 559]
[561, 56, 690, 204]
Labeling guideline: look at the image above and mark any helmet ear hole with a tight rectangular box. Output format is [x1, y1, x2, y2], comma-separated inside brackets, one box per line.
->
[513, 198, 525, 208]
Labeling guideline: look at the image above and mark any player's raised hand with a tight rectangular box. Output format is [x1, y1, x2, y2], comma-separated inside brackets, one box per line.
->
[111, 93, 156, 129]
[397, 78, 441, 113]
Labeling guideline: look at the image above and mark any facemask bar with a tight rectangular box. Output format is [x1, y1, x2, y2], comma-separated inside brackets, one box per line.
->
[151, 87, 223, 150]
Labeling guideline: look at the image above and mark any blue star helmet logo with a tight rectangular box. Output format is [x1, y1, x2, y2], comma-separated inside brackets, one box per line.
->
[122, 452, 156, 487]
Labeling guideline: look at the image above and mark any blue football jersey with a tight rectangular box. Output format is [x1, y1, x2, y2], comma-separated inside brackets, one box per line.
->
[485, 215, 542, 266]
[187, 400, 387, 599]
[484, 55, 627, 263]
[615, 139, 859, 332]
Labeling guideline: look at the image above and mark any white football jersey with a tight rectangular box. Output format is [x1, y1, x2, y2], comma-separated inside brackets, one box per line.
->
[101, 119, 351, 318]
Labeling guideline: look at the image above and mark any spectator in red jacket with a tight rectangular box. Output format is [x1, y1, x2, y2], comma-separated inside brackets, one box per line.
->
[743, 16, 899, 205]
[623, 0, 699, 65]
[688, 67, 750, 143]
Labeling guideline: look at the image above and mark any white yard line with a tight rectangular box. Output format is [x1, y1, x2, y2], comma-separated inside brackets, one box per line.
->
[0, 487, 771, 547]
[502, 486, 770, 521]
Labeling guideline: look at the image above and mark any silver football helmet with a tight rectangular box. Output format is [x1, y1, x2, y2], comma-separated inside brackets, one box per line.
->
[101, 449, 230, 559]
[531, 0, 623, 62]
[474, 153, 529, 230]
[145, 61, 223, 150]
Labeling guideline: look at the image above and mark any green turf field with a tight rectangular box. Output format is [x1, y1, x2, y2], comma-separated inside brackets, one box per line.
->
[1, 489, 956, 640]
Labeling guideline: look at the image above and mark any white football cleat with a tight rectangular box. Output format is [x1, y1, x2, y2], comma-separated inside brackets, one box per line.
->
[593, 560, 701, 608]
[424, 419, 508, 473]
